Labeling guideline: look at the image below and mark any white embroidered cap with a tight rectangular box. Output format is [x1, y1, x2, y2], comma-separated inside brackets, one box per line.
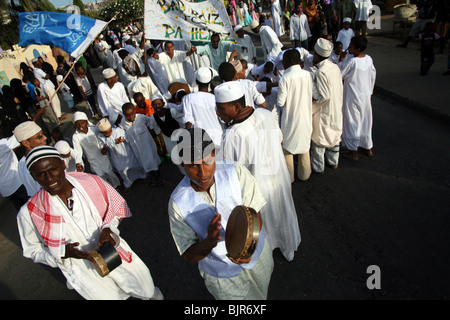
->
[314, 38, 334, 58]
[196, 67, 214, 84]
[97, 118, 112, 132]
[102, 68, 116, 79]
[13, 121, 42, 142]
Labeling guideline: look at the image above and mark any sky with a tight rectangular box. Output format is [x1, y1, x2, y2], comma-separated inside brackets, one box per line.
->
[49, 0, 94, 10]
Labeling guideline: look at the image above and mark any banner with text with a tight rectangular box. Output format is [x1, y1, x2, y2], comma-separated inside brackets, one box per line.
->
[144, 0, 235, 42]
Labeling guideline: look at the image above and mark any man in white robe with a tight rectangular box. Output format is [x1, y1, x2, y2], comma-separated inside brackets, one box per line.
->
[97, 69, 130, 119]
[311, 39, 344, 173]
[96, 118, 146, 190]
[277, 49, 313, 182]
[72, 112, 120, 189]
[271, 0, 285, 37]
[182, 67, 224, 147]
[234, 25, 257, 65]
[156, 41, 196, 85]
[215, 81, 301, 262]
[338, 36, 376, 161]
[17, 145, 163, 300]
[120, 103, 163, 186]
[13, 121, 48, 197]
[249, 20, 284, 61]
[168, 128, 273, 300]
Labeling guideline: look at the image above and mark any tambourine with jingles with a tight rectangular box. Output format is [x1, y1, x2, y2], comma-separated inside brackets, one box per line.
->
[90, 235, 122, 277]
[225, 205, 261, 261]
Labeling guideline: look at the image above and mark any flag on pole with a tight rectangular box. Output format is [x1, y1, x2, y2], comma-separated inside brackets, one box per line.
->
[18, 11, 108, 58]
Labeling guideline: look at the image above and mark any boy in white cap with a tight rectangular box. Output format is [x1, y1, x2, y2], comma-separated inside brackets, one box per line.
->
[120, 103, 163, 186]
[182, 67, 224, 147]
[97, 68, 130, 119]
[311, 38, 344, 173]
[13, 121, 48, 196]
[277, 49, 313, 182]
[96, 118, 146, 190]
[168, 128, 273, 299]
[54, 140, 84, 172]
[215, 81, 301, 262]
[56, 75, 74, 110]
[72, 111, 120, 189]
[336, 17, 355, 51]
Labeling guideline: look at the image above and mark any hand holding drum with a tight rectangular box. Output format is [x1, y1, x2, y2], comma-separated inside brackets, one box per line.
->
[225, 206, 262, 265]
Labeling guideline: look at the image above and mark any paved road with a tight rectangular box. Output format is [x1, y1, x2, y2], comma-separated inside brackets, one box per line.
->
[1, 92, 450, 300]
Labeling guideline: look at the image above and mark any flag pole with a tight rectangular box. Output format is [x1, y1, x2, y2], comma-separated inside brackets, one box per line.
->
[41, 12, 119, 118]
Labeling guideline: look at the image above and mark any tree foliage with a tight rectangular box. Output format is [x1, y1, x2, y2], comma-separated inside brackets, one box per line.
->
[98, 0, 144, 24]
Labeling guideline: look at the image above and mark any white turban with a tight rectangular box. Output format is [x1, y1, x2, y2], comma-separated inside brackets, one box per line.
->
[214, 81, 244, 103]
[73, 111, 89, 123]
[13, 121, 42, 142]
[314, 38, 334, 58]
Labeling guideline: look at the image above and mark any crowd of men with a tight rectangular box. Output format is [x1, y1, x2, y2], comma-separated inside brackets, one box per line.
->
[0, 1, 380, 300]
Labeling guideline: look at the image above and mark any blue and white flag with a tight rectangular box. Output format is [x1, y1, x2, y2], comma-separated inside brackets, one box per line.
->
[19, 11, 108, 58]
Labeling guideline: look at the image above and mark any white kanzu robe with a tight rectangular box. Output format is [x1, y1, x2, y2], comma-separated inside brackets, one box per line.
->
[72, 125, 120, 189]
[97, 127, 146, 188]
[312, 59, 344, 148]
[16, 174, 157, 300]
[277, 64, 313, 155]
[97, 82, 130, 119]
[339, 55, 376, 151]
[182, 91, 224, 147]
[236, 34, 257, 63]
[221, 108, 301, 258]
[259, 25, 283, 60]
[158, 50, 190, 84]
[271, 0, 285, 37]
[120, 114, 161, 173]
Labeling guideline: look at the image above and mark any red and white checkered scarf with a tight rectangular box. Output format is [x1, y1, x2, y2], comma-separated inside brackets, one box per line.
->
[27, 172, 132, 263]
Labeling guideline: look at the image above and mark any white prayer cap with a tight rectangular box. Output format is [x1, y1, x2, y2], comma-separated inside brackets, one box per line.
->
[54, 140, 71, 156]
[97, 118, 112, 132]
[196, 67, 214, 84]
[150, 94, 165, 102]
[314, 38, 333, 58]
[102, 68, 116, 79]
[249, 19, 259, 30]
[25, 145, 62, 171]
[13, 121, 42, 142]
[99, 34, 104, 39]
[114, 40, 120, 45]
[343, 17, 352, 23]
[234, 25, 243, 32]
[73, 111, 88, 123]
[31, 58, 38, 64]
[214, 81, 244, 103]
[56, 75, 63, 83]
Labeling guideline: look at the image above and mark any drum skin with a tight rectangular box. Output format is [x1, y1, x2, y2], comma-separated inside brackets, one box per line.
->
[225, 205, 260, 260]
[90, 242, 122, 277]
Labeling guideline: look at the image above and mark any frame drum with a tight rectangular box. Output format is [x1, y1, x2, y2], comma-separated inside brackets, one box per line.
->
[90, 242, 122, 277]
[225, 205, 261, 260]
